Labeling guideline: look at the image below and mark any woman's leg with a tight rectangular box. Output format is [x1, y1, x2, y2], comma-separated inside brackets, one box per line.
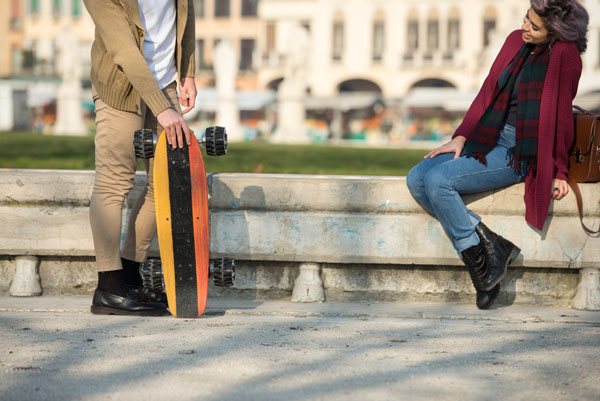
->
[423, 141, 523, 253]
[407, 153, 481, 224]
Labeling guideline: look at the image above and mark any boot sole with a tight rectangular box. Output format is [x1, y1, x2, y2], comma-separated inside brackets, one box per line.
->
[90, 305, 169, 317]
[483, 245, 521, 291]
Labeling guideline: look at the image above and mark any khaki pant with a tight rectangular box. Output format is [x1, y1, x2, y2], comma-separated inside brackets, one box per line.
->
[90, 81, 181, 271]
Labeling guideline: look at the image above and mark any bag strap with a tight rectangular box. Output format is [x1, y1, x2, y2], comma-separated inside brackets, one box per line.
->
[568, 179, 600, 234]
[572, 105, 590, 115]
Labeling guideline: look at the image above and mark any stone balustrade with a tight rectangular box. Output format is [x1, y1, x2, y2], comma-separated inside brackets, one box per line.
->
[1, 169, 598, 309]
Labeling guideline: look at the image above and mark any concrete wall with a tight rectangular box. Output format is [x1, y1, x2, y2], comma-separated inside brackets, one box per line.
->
[1, 169, 598, 308]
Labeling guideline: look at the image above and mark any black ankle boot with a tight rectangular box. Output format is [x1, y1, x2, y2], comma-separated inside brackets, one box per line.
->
[462, 243, 498, 310]
[461, 243, 488, 292]
[475, 223, 520, 291]
[476, 284, 500, 310]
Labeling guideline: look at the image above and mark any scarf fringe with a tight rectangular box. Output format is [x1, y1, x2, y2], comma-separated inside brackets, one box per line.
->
[507, 147, 537, 177]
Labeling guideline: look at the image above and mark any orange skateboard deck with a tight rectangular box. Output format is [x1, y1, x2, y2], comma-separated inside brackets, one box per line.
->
[153, 130, 209, 318]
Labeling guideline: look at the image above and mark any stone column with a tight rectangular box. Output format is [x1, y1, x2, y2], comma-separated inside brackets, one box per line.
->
[270, 23, 311, 144]
[291, 263, 325, 303]
[53, 27, 86, 136]
[214, 39, 243, 141]
[10, 256, 43, 297]
[571, 268, 600, 311]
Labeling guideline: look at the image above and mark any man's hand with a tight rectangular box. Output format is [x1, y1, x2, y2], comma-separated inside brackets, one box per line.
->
[179, 77, 197, 115]
[551, 178, 569, 200]
[156, 108, 190, 149]
[425, 136, 467, 159]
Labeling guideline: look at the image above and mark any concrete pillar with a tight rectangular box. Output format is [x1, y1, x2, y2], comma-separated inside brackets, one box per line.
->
[291, 263, 325, 303]
[10, 256, 43, 297]
[571, 268, 600, 311]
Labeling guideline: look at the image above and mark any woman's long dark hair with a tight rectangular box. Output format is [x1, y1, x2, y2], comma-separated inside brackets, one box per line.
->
[530, 0, 589, 53]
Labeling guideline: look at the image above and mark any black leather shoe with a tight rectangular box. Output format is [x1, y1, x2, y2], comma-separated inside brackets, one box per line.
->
[91, 289, 169, 316]
[476, 284, 500, 310]
[475, 222, 520, 291]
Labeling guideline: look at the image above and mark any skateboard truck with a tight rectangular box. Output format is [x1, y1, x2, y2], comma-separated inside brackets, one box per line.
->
[210, 257, 235, 287]
[141, 257, 235, 292]
[140, 259, 165, 293]
[134, 126, 228, 159]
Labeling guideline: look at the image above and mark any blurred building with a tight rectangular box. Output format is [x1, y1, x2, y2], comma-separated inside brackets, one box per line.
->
[1, 0, 93, 78]
[256, 0, 600, 98]
[1, 0, 599, 139]
[193, 0, 260, 90]
[0, 0, 25, 77]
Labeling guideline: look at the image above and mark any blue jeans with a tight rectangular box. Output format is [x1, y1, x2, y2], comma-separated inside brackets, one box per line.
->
[406, 124, 524, 253]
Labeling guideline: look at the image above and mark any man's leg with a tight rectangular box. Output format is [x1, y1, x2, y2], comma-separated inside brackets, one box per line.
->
[89, 95, 142, 273]
[89, 93, 167, 315]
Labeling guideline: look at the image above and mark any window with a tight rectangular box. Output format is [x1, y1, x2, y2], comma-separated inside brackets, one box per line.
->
[10, 0, 21, 29]
[241, 0, 258, 17]
[332, 20, 344, 62]
[266, 22, 276, 52]
[427, 19, 439, 50]
[28, 0, 40, 16]
[52, 0, 61, 18]
[214, 0, 230, 17]
[12, 45, 23, 74]
[483, 7, 496, 47]
[407, 20, 418, 51]
[448, 18, 460, 50]
[372, 20, 384, 63]
[483, 19, 496, 47]
[72, 0, 82, 17]
[196, 39, 205, 70]
[197, 0, 205, 17]
[240, 39, 255, 70]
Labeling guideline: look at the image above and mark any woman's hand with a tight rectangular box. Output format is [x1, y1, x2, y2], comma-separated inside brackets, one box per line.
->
[179, 77, 197, 115]
[551, 178, 569, 200]
[424, 136, 467, 159]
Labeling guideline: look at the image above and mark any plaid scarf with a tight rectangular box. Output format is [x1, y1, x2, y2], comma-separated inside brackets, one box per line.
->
[463, 42, 551, 176]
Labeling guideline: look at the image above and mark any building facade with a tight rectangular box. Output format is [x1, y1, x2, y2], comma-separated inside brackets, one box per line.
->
[0, 0, 25, 77]
[193, 0, 261, 89]
[257, 0, 600, 98]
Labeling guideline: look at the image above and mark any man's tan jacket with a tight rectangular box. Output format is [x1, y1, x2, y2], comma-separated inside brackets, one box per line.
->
[84, 0, 195, 116]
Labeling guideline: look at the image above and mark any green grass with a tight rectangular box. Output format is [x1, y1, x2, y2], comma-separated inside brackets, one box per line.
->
[0, 131, 428, 176]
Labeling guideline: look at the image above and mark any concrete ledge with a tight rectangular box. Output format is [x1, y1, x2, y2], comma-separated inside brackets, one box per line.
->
[1, 169, 599, 308]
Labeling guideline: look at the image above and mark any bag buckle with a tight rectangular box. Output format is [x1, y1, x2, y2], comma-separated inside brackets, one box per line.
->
[575, 151, 584, 163]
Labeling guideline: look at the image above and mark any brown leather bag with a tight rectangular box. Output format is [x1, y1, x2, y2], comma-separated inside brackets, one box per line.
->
[567, 105, 600, 234]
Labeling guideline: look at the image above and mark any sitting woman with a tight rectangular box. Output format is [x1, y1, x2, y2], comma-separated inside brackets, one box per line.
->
[406, 0, 589, 309]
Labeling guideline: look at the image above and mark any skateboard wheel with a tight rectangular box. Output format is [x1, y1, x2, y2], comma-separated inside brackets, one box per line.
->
[211, 257, 235, 287]
[140, 259, 164, 292]
[203, 126, 228, 157]
[134, 129, 156, 159]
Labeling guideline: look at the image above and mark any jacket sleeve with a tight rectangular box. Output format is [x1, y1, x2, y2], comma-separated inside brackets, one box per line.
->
[554, 48, 582, 181]
[83, 0, 171, 116]
[180, 0, 196, 78]
[453, 31, 520, 140]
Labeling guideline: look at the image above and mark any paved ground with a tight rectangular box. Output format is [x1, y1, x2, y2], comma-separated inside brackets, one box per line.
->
[1, 296, 599, 401]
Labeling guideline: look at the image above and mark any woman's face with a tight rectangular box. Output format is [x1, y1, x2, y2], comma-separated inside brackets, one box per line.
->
[521, 8, 551, 45]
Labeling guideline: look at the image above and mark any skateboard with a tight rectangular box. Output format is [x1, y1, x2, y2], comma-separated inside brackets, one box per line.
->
[134, 127, 235, 318]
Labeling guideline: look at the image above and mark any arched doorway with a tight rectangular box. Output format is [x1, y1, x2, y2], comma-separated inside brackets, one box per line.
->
[410, 78, 456, 89]
[337, 79, 382, 93]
